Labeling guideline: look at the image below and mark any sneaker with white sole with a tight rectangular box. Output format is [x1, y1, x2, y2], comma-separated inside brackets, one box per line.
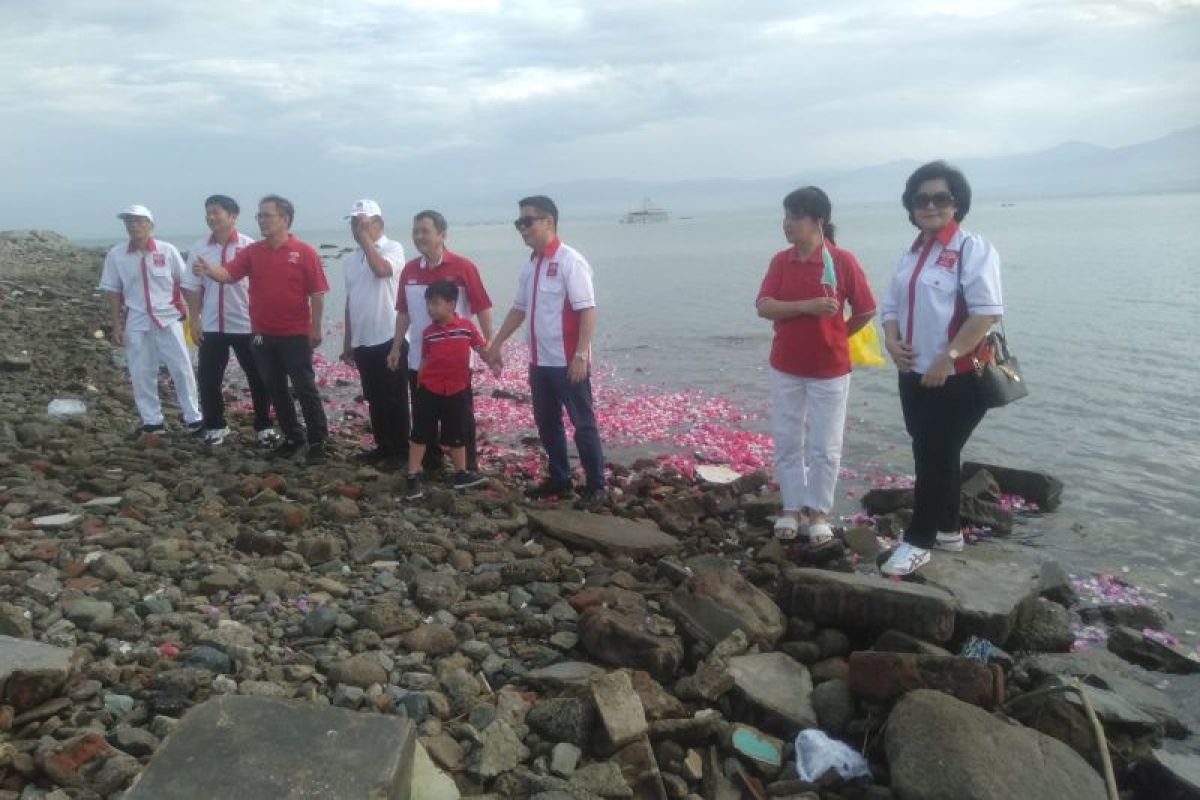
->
[203, 427, 231, 446]
[807, 522, 835, 545]
[881, 542, 931, 576]
[186, 420, 206, 437]
[934, 531, 965, 552]
[257, 429, 283, 449]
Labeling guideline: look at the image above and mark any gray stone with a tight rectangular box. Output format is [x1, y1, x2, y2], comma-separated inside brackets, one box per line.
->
[551, 742, 582, 778]
[109, 725, 161, 757]
[1008, 597, 1074, 653]
[526, 661, 608, 688]
[811, 678, 855, 735]
[300, 605, 339, 637]
[0, 635, 73, 712]
[125, 696, 417, 799]
[528, 697, 595, 747]
[872, 628, 954, 657]
[1108, 625, 1200, 674]
[917, 541, 1055, 645]
[961, 462, 1064, 511]
[411, 743, 461, 800]
[413, 572, 465, 611]
[726, 652, 816, 730]
[0, 602, 33, 638]
[527, 509, 682, 557]
[571, 762, 633, 798]
[886, 689, 1107, 800]
[578, 607, 684, 681]
[64, 598, 115, 630]
[104, 693, 136, 716]
[663, 568, 785, 648]
[1147, 748, 1200, 796]
[334, 653, 388, 688]
[780, 568, 958, 642]
[592, 670, 648, 747]
[469, 719, 529, 780]
[183, 646, 233, 674]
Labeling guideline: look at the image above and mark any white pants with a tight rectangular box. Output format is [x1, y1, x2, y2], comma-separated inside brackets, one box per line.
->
[125, 322, 201, 426]
[770, 368, 851, 515]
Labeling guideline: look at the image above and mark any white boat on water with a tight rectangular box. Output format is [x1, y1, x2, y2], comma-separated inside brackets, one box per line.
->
[620, 198, 669, 224]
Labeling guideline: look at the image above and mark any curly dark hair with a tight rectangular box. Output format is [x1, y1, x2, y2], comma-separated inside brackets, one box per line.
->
[902, 161, 971, 227]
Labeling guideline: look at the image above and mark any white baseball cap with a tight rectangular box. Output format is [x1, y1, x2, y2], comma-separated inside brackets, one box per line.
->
[117, 204, 154, 223]
[345, 199, 382, 218]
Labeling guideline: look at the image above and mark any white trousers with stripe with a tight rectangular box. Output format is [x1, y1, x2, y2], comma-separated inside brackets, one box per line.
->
[769, 368, 851, 515]
[124, 321, 201, 426]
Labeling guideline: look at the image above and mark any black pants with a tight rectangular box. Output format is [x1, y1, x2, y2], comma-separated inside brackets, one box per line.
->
[899, 371, 986, 547]
[408, 369, 477, 471]
[197, 332, 272, 431]
[353, 338, 409, 458]
[253, 335, 328, 445]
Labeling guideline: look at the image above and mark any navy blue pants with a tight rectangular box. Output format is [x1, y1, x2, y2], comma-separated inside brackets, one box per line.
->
[529, 365, 605, 491]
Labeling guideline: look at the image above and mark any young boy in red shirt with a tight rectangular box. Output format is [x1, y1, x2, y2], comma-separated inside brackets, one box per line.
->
[405, 280, 495, 498]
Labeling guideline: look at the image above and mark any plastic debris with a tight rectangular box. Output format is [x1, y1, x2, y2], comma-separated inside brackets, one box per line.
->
[960, 636, 1002, 664]
[794, 728, 872, 784]
[47, 398, 87, 418]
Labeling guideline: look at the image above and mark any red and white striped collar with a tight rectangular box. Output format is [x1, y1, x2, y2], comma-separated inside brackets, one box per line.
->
[126, 237, 158, 254]
[910, 221, 960, 252]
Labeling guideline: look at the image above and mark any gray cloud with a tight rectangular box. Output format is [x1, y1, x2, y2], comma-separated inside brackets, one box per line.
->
[0, 0, 1196, 235]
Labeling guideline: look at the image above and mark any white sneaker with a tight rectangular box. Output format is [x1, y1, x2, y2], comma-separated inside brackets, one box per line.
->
[203, 427, 231, 446]
[934, 531, 965, 552]
[257, 429, 283, 449]
[881, 543, 931, 576]
[807, 522, 835, 545]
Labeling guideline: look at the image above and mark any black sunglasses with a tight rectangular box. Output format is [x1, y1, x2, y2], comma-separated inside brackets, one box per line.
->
[514, 215, 548, 229]
[912, 192, 955, 209]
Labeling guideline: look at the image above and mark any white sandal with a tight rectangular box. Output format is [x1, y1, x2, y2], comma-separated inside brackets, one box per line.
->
[773, 516, 800, 541]
[807, 522, 834, 545]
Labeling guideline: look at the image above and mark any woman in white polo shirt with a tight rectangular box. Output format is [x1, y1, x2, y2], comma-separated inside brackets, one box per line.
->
[879, 161, 1004, 577]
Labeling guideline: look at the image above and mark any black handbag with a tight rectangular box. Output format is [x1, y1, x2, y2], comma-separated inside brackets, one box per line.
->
[957, 238, 1028, 408]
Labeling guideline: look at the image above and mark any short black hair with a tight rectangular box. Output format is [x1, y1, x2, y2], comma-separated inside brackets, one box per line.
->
[902, 161, 972, 226]
[205, 195, 240, 216]
[413, 210, 447, 234]
[518, 195, 558, 227]
[424, 279, 459, 304]
[782, 186, 836, 243]
[260, 194, 295, 227]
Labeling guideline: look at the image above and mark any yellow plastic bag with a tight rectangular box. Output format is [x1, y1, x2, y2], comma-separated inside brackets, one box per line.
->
[849, 322, 886, 367]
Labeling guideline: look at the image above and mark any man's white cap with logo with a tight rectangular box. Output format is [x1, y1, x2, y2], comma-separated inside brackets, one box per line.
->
[117, 204, 154, 223]
[345, 199, 382, 218]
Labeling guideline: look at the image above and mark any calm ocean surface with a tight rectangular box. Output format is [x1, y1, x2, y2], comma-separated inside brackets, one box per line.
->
[99, 192, 1200, 629]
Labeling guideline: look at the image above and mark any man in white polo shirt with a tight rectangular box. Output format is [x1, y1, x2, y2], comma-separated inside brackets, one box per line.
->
[486, 195, 606, 507]
[181, 195, 278, 448]
[339, 199, 409, 466]
[99, 204, 203, 435]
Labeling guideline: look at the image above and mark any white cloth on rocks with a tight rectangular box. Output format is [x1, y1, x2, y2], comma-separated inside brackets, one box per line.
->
[794, 728, 871, 784]
[769, 368, 850, 515]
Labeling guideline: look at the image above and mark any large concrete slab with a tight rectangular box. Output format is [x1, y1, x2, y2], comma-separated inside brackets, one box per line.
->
[527, 509, 681, 557]
[0, 635, 73, 712]
[918, 542, 1055, 645]
[125, 695, 417, 800]
[726, 652, 816, 730]
[779, 568, 958, 642]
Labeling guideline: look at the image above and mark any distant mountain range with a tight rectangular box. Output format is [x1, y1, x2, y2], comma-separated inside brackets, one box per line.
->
[525, 124, 1200, 218]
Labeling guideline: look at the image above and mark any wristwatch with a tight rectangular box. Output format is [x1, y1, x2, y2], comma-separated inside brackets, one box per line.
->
[947, 348, 960, 360]
[573, 353, 587, 362]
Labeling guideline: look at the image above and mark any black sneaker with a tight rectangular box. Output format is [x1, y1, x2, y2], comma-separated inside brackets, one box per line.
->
[404, 474, 424, 501]
[273, 439, 305, 459]
[579, 487, 607, 511]
[453, 471, 488, 490]
[354, 447, 388, 464]
[134, 423, 165, 438]
[524, 479, 575, 500]
[186, 420, 206, 437]
[305, 443, 328, 465]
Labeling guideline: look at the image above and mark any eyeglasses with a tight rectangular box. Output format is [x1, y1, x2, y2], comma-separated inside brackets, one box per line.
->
[256, 212, 284, 221]
[513, 215, 548, 229]
[911, 192, 955, 210]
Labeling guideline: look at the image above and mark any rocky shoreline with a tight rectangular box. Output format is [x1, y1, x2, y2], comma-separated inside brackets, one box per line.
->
[2, 230, 1199, 799]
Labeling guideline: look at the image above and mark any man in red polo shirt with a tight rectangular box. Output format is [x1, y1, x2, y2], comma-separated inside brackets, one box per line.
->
[386, 210, 492, 473]
[195, 195, 330, 464]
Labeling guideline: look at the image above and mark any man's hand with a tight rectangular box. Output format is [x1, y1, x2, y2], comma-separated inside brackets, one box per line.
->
[885, 338, 916, 371]
[340, 344, 355, 366]
[386, 346, 403, 372]
[190, 317, 204, 344]
[568, 356, 588, 384]
[920, 352, 954, 388]
[805, 297, 839, 316]
[309, 327, 323, 348]
[484, 345, 504, 373]
[351, 217, 371, 248]
[193, 255, 211, 277]
[112, 326, 124, 346]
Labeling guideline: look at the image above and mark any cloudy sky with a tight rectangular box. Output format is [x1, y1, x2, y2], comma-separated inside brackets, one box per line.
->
[1, 0, 1197, 237]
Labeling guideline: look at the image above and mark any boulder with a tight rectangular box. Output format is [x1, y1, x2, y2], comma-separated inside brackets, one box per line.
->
[578, 607, 684, 681]
[1108, 625, 1200, 675]
[848, 651, 1003, 710]
[125, 696, 416, 799]
[663, 568, 784, 648]
[1008, 597, 1075, 653]
[0, 635, 74, 712]
[962, 462, 1064, 511]
[780, 568, 957, 642]
[725, 651, 816, 732]
[527, 696, 595, 747]
[886, 689, 1107, 800]
[527, 508, 682, 557]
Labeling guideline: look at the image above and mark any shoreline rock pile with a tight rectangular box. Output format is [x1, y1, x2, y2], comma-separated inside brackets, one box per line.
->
[2, 231, 1198, 800]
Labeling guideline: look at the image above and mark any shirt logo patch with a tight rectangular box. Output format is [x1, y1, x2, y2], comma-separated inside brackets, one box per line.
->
[287, 252, 300, 264]
[935, 249, 959, 271]
[153, 254, 166, 266]
[546, 262, 559, 278]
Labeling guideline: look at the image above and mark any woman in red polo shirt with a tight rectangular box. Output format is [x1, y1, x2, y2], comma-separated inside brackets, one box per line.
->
[756, 187, 877, 544]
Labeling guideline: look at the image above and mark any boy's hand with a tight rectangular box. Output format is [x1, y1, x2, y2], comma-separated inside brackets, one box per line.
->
[568, 356, 588, 384]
